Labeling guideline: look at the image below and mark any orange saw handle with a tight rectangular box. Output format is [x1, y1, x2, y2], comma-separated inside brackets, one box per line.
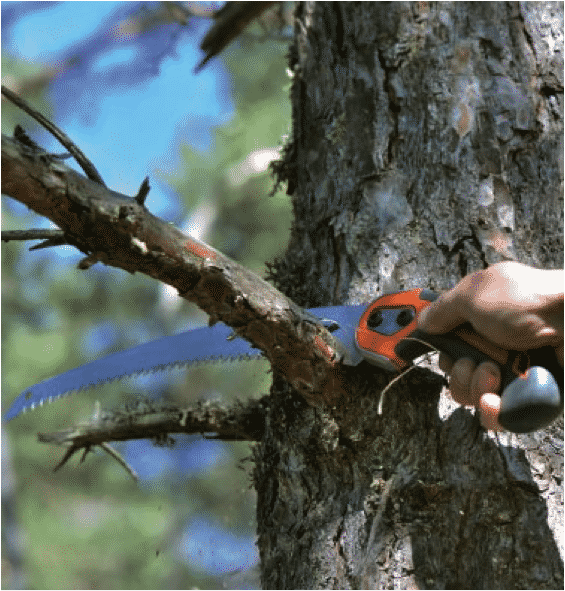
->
[355, 289, 563, 433]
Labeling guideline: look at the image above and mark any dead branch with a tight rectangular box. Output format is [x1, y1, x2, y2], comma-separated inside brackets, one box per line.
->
[2, 130, 350, 408]
[1, 223, 70, 251]
[38, 396, 269, 448]
[38, 396, 270, 474]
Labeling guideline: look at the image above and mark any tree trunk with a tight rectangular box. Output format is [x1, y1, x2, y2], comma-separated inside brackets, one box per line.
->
[258, 2, 563, 588]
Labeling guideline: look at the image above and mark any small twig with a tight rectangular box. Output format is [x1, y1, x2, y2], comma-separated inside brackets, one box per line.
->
[134, 176, 150, 206]
[37, 397, 268, 449]
[1, 229, 71, 251]
[51, 441, 138, 481]
[53, 444, 85, 472]
[13, 124, 71, 159]
[29, 237, 70, 251]
[99, 442, 138, 482]
[36, 398, 268, 479]
[1, 84, 107, 187]
[1, 229, 65, 243]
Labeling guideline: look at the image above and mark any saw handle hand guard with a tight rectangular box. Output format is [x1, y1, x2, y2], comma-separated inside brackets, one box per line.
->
[356, 289, 563, 434]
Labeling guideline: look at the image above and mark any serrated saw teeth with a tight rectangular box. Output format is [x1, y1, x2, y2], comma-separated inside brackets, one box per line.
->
[6, 323, 263, 420]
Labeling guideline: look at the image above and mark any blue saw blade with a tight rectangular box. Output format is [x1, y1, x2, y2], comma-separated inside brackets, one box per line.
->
[5, 305, 367, 421]
[4, 324, 257, 421]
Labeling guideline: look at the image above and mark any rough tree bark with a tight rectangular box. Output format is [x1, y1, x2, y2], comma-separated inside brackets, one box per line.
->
[259, 2, 563, 589]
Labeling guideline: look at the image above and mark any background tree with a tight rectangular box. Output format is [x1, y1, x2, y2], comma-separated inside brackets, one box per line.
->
[2, 2, 563, 590]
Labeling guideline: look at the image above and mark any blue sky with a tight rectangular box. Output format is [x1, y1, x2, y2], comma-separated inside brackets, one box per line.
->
[2, 1, 260, 579]
[3, 1, 232, 223]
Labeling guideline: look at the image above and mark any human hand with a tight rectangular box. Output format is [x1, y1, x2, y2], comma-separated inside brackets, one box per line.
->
[418, 262, 564, 431]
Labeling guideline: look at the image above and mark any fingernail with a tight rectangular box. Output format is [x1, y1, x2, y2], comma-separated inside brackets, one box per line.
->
[479, 393, 503, 432]
[450, 358, 474, 405]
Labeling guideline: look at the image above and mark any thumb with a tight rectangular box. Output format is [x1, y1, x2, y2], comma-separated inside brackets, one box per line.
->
[418, 294, 467, 334]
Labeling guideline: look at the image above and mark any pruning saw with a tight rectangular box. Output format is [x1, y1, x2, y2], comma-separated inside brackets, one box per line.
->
[5, 289, 563, 433]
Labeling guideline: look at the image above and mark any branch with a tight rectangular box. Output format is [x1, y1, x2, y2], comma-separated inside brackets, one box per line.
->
[38, 396, 269, 448]
[38, 396, 269, 476]
[196, 1, 276, 71]
[1, 228, 68, 250]
[2, 131, 349, 408]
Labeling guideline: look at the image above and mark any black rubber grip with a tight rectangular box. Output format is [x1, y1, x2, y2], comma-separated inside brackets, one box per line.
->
[395, 325, 563, 433]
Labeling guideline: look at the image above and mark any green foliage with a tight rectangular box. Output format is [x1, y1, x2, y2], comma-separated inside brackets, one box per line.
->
[162, 42, 292, 274]
[1, 55, 54, 135]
